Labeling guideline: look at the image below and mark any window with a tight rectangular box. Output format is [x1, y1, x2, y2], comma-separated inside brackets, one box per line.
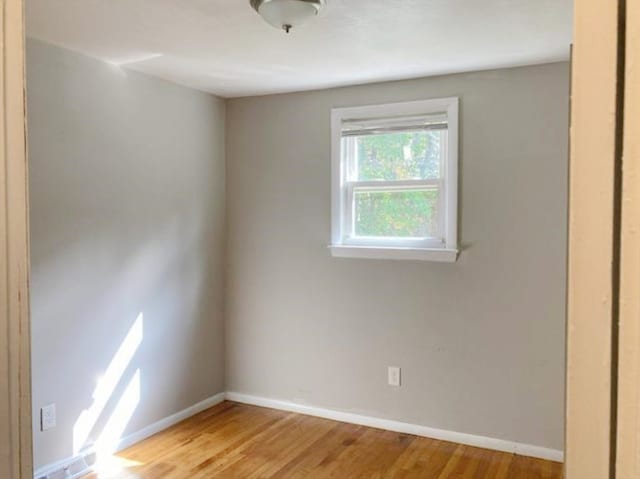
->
[330, 98, 459, 262]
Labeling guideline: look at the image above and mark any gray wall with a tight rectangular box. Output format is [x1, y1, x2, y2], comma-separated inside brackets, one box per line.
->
[27, 39, 226, 470]
[225, 63, 569, 451]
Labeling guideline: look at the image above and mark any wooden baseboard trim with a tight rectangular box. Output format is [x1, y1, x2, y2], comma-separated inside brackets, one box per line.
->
[225, 391, 564, 463]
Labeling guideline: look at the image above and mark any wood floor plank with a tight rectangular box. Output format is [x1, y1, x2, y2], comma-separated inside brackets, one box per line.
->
[271, 422, 367, 478]
[482, 450, 514, 479]
[83, 401, 563, 479]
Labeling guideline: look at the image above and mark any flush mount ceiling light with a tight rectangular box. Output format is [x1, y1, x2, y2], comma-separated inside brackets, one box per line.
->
[250, 0, 326, 33]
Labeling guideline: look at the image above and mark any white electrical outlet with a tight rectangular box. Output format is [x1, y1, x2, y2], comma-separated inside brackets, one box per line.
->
[388, 366, 401, 387]
[41, 403, 56, 431]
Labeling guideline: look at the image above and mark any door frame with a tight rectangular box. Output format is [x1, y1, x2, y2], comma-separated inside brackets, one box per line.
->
[565, 0, 627, 478]
[0, 0, 32, 478]
[616, 0, 640, 477]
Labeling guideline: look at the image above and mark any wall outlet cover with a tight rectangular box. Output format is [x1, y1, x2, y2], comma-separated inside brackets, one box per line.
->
[388, 366, 401, 387]
[41, 403, 56, 431]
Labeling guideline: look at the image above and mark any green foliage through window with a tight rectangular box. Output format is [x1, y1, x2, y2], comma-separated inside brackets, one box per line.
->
[352, 130, 442, 181]
[354, 189, 439, 238]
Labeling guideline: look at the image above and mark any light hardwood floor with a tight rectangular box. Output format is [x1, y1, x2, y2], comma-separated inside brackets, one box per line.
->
[85, 401, 563, 478]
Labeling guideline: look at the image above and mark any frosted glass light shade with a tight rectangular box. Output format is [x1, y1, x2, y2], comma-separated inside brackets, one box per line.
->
[250, 0, 325, 33]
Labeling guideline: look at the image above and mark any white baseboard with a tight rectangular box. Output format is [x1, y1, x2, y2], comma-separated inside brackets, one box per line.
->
[115, 392, 226, 452]
[225, 391, 564, 463]
[34, 392, 226, 479]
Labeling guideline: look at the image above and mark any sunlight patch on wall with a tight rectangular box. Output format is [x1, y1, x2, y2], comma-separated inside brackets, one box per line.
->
[73, 313, 143, 454]
[93, 369, 141, 473]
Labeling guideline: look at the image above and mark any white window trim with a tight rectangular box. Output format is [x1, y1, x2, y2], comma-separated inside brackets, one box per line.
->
[330, 98, 459, 262]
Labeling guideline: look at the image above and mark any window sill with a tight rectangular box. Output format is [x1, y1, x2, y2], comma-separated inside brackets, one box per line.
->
[329, 245, 459, 262]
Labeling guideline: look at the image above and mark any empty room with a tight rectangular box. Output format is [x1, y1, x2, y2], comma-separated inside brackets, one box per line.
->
[13, 0, 588, 477]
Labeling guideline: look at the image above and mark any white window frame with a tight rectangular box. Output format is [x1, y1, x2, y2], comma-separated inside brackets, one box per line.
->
[330, 98, 459, 262]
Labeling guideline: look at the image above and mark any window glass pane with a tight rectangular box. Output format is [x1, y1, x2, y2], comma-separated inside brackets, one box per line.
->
[344, 130, 444, 181]
[353, 189, 440, 238]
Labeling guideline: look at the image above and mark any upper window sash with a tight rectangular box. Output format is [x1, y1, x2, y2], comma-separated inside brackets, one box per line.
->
[342, 129, 447, 183]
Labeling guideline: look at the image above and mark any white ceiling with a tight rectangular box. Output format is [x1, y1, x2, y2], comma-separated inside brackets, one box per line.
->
[26, 0, 573, 98]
